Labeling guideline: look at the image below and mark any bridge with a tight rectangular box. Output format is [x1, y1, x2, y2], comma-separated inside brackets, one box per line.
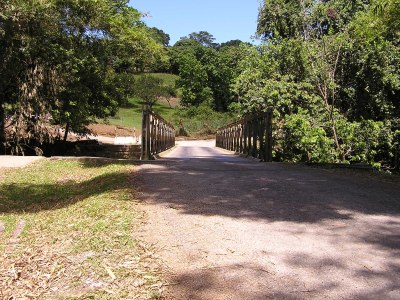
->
[53, 108, 399, 298]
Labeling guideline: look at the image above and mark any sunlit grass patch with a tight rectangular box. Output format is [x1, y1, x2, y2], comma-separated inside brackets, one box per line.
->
[0, 159, 163, 299]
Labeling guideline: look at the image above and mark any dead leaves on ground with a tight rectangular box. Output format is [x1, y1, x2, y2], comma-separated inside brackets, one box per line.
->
[0, 241, 165, 299]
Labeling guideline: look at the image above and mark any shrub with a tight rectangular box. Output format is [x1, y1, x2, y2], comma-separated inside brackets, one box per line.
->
[172, 104, 234, 136]
[279, 110, 335, 162]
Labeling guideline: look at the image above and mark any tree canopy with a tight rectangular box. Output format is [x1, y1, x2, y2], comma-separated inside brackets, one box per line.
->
[234, 0, 399, 167]
[0, 0, 164, 153]
[1, 0, 398, 168]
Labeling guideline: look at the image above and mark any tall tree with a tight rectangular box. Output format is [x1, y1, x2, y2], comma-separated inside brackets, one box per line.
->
[235, 0, 399, 166]
[148, 27, 170, 46]
[134, 75, 169, 109]
[0, 0, 164, 153]
[186, 31, 219, 48]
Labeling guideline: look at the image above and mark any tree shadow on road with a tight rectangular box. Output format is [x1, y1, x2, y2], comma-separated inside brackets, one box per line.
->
[164, 261, 351, 300]
[136, 158, 400, 224]
[137, 157, 400, 299]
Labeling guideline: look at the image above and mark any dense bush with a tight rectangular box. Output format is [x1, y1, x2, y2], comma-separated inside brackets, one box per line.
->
[172, 104, 234, 136]
[230, 0, 400, 169]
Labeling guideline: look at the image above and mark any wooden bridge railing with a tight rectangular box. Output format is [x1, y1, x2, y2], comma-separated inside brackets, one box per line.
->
[141, 109, 175, 160]
[216, 110, 273, 162]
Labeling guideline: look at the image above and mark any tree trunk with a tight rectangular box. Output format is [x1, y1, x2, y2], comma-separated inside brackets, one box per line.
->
[63, 121, 70, 142]
[324, 97, 344, 162]
[331, 123, 344, 161]
[0, 104, 5, 149]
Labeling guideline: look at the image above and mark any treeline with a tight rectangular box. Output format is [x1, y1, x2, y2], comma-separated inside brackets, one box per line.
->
[1, 0, 399, 168]
[0, 0, 167, 154]
[146, 31, 249, 112]
[247, 0, 400, 168]
[164, 1, 399, 169]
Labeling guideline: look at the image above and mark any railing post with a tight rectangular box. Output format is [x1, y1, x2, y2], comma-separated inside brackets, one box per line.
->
[216, 110, 273, 162]
[141, 109, 150, 160]
[251, 119, 255, 158]
[265, 109, 273, 162]
[248, 119, 252, 157]
[141, 110, 175, 160]
[258, 115, 264, 161]
[243, 123, 247, 154]
[239, 124, 242, 152]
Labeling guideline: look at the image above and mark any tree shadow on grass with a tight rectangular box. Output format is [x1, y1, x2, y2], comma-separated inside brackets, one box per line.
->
[0, 168, 134, 214]
[50, 157, 140, 169]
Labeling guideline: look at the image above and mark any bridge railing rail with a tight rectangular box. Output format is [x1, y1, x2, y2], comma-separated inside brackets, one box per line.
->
[141, 109, 175, 160]
[216, 110, 273, 162]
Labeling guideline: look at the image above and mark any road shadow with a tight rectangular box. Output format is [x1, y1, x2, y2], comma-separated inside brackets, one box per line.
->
[137, 149, 400, 299]
[137, 157, 400, 224]
[165, 256, 400, 300]
[165, 262, 310, 300]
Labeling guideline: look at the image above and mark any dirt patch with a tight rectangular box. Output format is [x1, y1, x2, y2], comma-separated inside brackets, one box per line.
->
[158, 97, 180, 108]
[88, 124, 137, 137]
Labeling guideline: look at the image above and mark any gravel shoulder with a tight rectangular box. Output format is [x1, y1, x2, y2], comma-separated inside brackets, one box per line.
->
[137, 140, 400, 299]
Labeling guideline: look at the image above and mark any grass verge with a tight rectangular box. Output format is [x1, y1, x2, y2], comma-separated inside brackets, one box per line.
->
[0, 159, 163, 299]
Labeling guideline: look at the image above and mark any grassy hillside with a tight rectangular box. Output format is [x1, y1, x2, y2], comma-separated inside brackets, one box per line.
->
[104, 73, 179, 130]
[141, 73, 180, 88]
[106, 97, 176, 130]
[100, 73, 234, 137]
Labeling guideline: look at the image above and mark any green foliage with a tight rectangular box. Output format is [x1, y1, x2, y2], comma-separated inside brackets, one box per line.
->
[147, 27, 170, 46]
[232, 42, 317, 118]
[172, 104, 234, 136]
[133, 75, 169, 109]
[279, 110, 335, 163]
[233, 0, 400, 168]
[186, 31, 218, 48]
[0, 0, 164, 152]
[257, 0, 308, 39]
[336, 119, 394, 166]
[339, 2, 400, 120]
[176, 54, 213, 107]
[174, 40, 248, 111]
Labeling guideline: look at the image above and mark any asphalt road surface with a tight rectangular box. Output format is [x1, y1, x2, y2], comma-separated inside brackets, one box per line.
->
[137, 140, 400, 300]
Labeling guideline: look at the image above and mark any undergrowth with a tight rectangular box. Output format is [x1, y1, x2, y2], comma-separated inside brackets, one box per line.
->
[172, 104, 234, 137]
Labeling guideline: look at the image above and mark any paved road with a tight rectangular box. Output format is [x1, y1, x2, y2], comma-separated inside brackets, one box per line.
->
[0, 156, 43, 168]
[137, 140, 400, 300]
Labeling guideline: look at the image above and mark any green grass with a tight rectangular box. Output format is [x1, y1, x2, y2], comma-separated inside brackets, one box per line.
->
[104, 73, 234, 137]
[105, 73, 179, 129]
[140, 73, 179, 88]
[0, 159, 163, 299]
[106, 97, 176, 129]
